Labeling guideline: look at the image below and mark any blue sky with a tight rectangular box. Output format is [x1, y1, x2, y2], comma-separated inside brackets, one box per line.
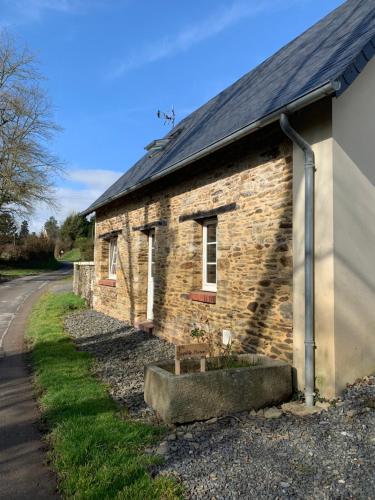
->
[0, 0, 343, 231]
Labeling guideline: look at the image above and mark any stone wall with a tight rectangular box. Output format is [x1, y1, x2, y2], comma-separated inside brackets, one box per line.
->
[73, 262, 95, 307]
[94, 128, 294, 363]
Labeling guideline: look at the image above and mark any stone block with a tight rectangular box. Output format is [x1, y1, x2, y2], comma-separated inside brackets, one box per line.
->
[144, 354, 292, 423]
[73, 262, 95, 307]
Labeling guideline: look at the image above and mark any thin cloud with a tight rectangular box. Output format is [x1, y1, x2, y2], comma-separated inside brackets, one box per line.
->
[67, 168, 121, 190]
[23, 0, 78, 13]
[0, 0, 100, 26]
[29, 167, 120, 232]
[110, 0, 300, 78]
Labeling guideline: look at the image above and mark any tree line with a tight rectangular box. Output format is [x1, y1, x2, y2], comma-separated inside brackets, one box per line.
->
[50, 212, 95, 260]
[0, 211, 95, 262]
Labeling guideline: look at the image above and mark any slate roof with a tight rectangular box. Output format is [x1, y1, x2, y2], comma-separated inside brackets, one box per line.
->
[83, 0, 375, 215]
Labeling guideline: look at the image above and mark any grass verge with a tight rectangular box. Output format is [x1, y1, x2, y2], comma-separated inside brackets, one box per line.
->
[0, 258, 61, 280]
[27, 292, 182, 499]
[60, 247, 81, 262]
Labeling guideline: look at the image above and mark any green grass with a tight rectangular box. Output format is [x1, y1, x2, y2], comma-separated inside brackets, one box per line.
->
[61, 275, 73, 282]
[60, 247, 81, 262]
[27, 292, 182, 499]
[0, 259, 61, 280]
[0, 267, 45, 278]
[208, 355, 261, 371]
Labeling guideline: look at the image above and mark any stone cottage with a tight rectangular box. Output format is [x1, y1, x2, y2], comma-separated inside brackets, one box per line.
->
[82, 0, 375, 399]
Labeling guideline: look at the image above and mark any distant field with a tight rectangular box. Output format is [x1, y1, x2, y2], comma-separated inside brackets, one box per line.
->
[60, 248, 81, 262]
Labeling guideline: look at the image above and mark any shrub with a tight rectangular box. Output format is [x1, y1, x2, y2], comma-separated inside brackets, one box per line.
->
[76, 237, 94, 261]
[54, 238, 73, 259]
[0, 234, 56, 267]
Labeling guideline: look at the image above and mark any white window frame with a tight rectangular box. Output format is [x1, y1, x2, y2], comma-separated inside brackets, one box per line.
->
[202, 219, 217, 292]
[147, 229, 155, 320]
[108, 238, 117, 280]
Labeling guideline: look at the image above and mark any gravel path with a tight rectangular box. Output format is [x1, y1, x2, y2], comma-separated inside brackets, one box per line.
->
[65, 310, 375, 499]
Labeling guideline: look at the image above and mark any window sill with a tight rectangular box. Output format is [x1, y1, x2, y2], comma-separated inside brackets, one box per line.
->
[98, 279, 116, 287]
[188, 290, 216, 304]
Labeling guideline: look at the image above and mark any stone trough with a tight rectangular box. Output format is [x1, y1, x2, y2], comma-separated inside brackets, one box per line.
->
[144, 354, 292, 423]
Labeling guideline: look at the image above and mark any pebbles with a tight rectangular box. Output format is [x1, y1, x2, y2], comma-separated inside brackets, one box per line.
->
[263, 406, 282, 419]
[64, 310, 375, 499]
[155, 377, 375, 499]
[64, 310, 174, 420]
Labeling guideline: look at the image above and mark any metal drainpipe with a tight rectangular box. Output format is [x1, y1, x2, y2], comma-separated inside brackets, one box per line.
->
[280, 113, 315, 407]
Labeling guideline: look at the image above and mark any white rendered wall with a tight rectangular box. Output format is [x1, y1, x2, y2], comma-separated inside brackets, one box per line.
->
[332, 58, 375, 392]
[292, 99, 336, 397]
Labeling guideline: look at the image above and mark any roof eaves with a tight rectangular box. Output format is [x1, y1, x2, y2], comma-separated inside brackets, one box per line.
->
[335, 35, 375, 95]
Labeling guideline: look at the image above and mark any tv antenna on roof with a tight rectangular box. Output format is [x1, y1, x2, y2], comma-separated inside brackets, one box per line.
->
[157, 106, 175, 128]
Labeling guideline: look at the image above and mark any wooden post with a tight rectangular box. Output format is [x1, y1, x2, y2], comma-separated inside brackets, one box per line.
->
[175, 345, 181, 375]
[175, 343, 209, 376]
[200, 357, 206, 373]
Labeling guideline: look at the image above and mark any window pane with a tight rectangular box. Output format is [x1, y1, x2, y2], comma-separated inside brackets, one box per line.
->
[206, 264, 216, 284]
[110, 261, 116, 276]
[206, 223, 216, 243]
[112, 248, 117, 272]
[206, 243, 216, 263]
[151, 244, 155, 263]
[109, 239, 117, 277]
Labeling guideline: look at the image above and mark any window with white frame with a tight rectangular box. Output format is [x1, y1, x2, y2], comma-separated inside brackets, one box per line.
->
[108, 238, 117, 279]
[202, 219, 217, 292]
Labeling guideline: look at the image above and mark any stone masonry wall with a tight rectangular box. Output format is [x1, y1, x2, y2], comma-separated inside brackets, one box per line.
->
[73, 262, 95, 307]
[93, 128, 293, 362]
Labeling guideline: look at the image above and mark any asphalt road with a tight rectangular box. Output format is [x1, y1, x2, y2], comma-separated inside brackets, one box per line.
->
[0, 264, 72, 500]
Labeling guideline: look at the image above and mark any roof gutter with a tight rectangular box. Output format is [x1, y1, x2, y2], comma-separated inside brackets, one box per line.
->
[82, 80, 340, 216]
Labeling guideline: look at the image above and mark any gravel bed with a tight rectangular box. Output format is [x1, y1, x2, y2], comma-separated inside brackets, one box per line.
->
[64, 310, 174, 420]
[65, 310, 375, 499]
[155, 377, 375, 499]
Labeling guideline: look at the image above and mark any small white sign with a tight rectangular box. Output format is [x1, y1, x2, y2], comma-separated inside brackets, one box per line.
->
[222, 329, 232, 346]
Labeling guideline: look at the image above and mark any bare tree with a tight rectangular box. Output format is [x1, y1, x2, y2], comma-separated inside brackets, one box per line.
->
[0, 31, 63, 218]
